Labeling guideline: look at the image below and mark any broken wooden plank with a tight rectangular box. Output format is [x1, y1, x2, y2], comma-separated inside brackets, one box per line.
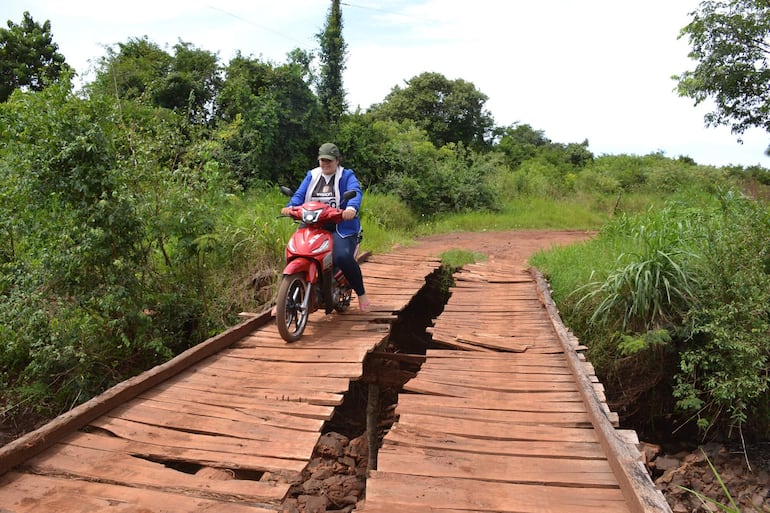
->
[24, 442, 290, 503]
[0, 472, 276, 513]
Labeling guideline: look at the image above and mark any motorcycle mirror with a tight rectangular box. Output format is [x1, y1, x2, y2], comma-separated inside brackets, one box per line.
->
[342, 190, 356, 200]
[280, 186, 294, 197]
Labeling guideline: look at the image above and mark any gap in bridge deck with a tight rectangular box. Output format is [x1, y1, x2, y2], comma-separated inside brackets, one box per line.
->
[131, 455, 265, 482]
[280, 266, 455, 511]
[80, 424, 271, 483]
[325, 265, 454, 438]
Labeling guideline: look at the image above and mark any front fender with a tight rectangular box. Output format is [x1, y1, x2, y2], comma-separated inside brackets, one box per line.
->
[283, 258, 318, 283]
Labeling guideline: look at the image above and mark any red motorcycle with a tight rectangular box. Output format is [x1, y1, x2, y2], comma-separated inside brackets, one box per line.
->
[275, 187, 357, 342]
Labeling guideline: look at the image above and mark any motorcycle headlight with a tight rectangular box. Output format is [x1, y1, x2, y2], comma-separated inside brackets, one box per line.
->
[302, 208, 322, 223]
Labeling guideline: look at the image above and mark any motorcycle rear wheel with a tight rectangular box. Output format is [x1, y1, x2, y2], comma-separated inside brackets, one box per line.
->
[334, 285, 352, 313]
[276, 273, 309, 342]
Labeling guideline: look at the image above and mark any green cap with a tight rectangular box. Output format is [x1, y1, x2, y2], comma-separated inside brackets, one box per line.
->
[318, 143, 341, 160]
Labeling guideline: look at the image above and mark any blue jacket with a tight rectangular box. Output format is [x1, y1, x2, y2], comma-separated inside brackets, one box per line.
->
[287, 166, 363, 238]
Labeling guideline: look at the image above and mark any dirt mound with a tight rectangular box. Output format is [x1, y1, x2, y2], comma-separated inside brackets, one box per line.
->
[645, 442, 770, 512]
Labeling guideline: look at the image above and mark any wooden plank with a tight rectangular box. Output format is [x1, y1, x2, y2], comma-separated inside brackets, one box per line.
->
[396, 412, 599, 443]
[65, 431, 306, 473]
[376, 445, 619, 487]
[441, 301, 542, 309]
[236, 328, 387, 350]
[441, 304, 544, 312]
[25, 442, 290, 502]
[355, 506, 429, 513]
[449, 333, 533, 352]
[418, 356, 571, 372]
[424, 349, 567, 362]
[363, 473, 631, 513]
[413, 373, 575, 397]
[224, 345, 372, 363]
[416, 366, 573, 380]
[420, 366, 575, 384]
[204, 353, 363, 378]
[176, 364, 351, 394]
[383, 423, 605, 460]
[130, 397, 324, 432]
[403, 378, 583, 402]
[394, 392, 588, 414]
[140, 383, 334, 420]
[532, 269, 672, 513]
[166, 373, 344, 406]
[91, 415, 315, 462]
[0, 312, 273, 477]
[427, 325, 562, 354]
[0, 472, 275, 513]
[395, 400, 591, 427]
[105, 402, 322, 445]
[428, 336, 496, 352]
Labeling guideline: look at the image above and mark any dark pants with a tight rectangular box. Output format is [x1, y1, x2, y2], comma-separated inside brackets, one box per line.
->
[333, 231, 365, 296]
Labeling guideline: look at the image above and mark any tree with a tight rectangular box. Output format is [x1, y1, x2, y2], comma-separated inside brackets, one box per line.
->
[496, 123, 551, 168]
[153, 41, 222, 124]
[89, 37, 173, 102]
[89, 37, 221, 124]
[316, 0, 347, 124]
[215, 53, 324, 186]
[0, 11, 70, 102]
[371, 72, 495, 149]
[675, 0, 770, 146]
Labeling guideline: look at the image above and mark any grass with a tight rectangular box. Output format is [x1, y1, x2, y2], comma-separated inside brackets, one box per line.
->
[440, 249, 486, 267]
[415, 196, 612, 236]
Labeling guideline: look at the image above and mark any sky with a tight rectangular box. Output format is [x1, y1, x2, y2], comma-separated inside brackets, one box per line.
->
[4, 0, 770, 168]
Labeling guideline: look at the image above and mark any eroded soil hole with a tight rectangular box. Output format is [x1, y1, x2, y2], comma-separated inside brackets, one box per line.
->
[280, 266, 454, 513]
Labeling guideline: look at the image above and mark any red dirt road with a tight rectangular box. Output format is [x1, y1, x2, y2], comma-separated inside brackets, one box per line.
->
[401, 229, 596, 264]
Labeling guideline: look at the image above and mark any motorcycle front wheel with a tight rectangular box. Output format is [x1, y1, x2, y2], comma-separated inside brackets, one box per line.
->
[276, 273, 310, 342]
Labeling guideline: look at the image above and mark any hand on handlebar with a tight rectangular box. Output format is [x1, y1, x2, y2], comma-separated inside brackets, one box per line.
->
[281, 207, 293, 216]
[342, 208, 357, 221]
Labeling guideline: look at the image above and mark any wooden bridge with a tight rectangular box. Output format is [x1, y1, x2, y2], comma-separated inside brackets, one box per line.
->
[0, 240, 672, 513]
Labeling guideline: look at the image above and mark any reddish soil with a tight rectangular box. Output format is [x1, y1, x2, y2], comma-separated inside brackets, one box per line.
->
[400, 229, 595, 264]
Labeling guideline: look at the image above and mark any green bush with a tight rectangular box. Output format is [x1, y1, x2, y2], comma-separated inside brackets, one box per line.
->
[361, 192, 418, 232]
[386, 146, 498, 216]
[533, 191, 770, 437]
[674, 192, 770, 431]
[0, 80, 237, 423]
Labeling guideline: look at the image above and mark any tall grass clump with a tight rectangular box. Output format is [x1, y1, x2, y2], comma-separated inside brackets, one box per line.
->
[359, 192, 420, 253]
[205, 186, 291, 322]
[534, 204, 701, 420]
[574, 207, 699, 334]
